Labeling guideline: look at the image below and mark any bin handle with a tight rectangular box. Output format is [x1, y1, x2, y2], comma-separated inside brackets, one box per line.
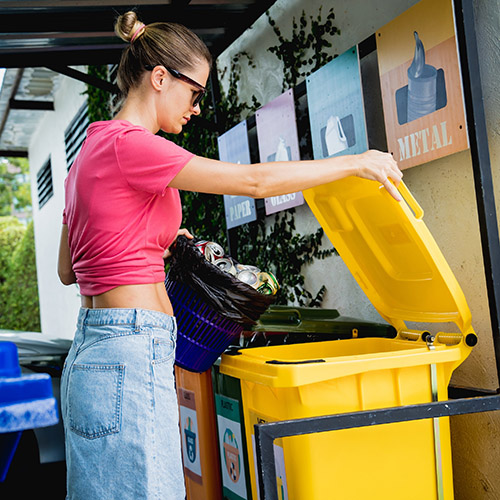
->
[266, 358, 325, 365]
[258, 308, 302, 326]
[398, 181, 424, 220]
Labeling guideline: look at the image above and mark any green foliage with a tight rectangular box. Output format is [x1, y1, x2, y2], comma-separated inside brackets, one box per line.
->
[0, 157, 32, 216]
[239, 6, 340, 305]
[267, 7, 340, 91]
[168, 52, 262, 245]
[0, 219, 41, 331]
[166, 7, 340, 307]
[233, 210, 332, 306]
[85, 65, 112, 123]
[0, 159, 39, 331]
[0, 217, 25, 285]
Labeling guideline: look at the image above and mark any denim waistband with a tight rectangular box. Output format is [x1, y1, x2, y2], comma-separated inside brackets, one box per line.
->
[77, 307, 176, 330]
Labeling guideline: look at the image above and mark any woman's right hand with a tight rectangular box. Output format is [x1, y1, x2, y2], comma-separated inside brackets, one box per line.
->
[354, 150, 403, 201]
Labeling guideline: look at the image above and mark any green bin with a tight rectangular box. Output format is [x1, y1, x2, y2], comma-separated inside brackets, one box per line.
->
[245, 305, 397, 347]
[213, 360, 252, 500]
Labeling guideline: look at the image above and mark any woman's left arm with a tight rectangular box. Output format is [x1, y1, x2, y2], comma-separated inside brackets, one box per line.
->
[58, 224, 77, 285]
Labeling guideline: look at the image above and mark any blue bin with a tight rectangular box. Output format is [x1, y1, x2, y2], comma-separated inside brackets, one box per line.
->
[0, 341, 59, 481]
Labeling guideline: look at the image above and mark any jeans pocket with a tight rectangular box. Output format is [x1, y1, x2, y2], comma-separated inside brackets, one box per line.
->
[152, 336, 175, 365]
[68, 363, 125, 440]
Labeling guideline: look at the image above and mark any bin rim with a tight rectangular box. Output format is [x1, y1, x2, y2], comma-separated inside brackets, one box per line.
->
[219, 337, 466, 388]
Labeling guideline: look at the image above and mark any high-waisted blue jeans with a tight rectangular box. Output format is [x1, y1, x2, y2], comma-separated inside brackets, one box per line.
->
[60, 308, 186, 499]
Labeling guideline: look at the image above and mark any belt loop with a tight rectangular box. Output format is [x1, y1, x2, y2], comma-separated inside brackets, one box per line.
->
[134, 309, 141, 332]
[78, 307, 89, 328]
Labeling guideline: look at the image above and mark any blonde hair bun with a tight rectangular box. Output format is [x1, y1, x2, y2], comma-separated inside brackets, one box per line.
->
[115, 11, 145, 43]
[115, 13, 212, 96]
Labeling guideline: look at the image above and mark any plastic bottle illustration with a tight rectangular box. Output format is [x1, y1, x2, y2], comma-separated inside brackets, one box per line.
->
[407, 31, 438, 122]
[275, 137, 290, 161]
[325, 115, 348, 156]
[184, 416, 197, 463]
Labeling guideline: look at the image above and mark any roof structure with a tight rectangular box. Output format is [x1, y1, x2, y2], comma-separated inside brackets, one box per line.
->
[0, 0, 277, 156]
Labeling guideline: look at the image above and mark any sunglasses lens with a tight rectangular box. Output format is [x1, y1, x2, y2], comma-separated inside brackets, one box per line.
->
[193, 91, 205, 107]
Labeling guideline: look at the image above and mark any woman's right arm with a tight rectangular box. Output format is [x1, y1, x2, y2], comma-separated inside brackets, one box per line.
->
[169, 149, 403, 201]
[58, 224, 77, 285]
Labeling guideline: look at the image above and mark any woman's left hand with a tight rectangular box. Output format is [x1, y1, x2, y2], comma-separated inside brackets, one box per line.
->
[163, 228, 194, 260]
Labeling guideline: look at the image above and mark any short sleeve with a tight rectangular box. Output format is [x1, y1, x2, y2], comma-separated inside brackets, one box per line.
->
[62, 208, 67, 225]
[115, 128, 194, 195]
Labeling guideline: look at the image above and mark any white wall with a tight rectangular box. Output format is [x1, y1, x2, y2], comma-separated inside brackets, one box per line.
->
[29, 73, 86, 341]
[218, 0, 500, 498]
[217, 0, 420, 323]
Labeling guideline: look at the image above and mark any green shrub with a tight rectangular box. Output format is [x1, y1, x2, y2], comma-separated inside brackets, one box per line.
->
[0, 220, 41, 331]
[0, 217, 25, 286]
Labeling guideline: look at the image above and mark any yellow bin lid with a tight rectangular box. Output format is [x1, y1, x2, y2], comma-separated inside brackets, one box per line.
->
[302, 177, 472, 335]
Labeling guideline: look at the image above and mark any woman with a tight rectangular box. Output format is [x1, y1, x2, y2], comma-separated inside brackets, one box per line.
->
[58, 11, 402, 500]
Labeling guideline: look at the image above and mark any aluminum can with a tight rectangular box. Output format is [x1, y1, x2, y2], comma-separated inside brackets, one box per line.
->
[256, 272, 280, 295]
[235, 263, 261, 276]
[195, 240, 209, 257]
[237, 269, 259, 287]
[244, 265, 261, 274]
[204, 241, 225, 262]
[215, 257, 236, 276]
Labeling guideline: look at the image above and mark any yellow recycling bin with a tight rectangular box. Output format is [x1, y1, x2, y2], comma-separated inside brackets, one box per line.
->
[220, 177, 477, 500]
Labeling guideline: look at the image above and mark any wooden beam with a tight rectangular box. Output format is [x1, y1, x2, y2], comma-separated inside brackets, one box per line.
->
[9, 99, 54, 110]
[47, 65, 120, 94]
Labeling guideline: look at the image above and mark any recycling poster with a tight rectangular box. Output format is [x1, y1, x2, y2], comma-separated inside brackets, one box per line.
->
[306, 45, 368, 160]
[215, 394, 249, 500]
[255, 89, 304, 215]
[376, 0, 468, 169]
[217, 121, 257, 229]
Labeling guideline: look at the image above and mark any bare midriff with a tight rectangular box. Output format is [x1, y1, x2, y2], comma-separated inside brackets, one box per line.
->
[81, 282, 174, 316]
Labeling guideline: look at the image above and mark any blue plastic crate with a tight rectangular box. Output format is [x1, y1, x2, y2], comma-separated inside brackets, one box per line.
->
[0, 341, 59, 481]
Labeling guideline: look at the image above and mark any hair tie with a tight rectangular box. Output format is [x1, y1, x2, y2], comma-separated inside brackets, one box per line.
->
[131, 23, 146, 43]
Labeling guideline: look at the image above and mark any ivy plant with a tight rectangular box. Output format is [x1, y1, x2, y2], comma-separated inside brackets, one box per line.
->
[172, 7, 341, 306]
[85, 65, 112, 123]
[267, 7, 340, 91]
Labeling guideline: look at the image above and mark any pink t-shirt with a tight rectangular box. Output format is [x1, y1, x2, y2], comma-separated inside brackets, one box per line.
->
[63, 120, 194, 296]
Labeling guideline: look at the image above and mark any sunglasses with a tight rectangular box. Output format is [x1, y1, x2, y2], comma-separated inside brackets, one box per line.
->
[144, 64, 207, 107]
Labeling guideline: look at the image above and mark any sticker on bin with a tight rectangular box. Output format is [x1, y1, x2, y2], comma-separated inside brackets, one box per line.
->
[178, 389, 202, 483]
[249, 411, 288, 500]
[215, 394, 248, 500]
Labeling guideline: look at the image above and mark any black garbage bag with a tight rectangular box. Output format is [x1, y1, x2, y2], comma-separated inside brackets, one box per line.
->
[166, 235, 276, 325]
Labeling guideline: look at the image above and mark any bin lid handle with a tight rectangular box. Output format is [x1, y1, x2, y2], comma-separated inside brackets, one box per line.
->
[266, 358, 325, 365]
